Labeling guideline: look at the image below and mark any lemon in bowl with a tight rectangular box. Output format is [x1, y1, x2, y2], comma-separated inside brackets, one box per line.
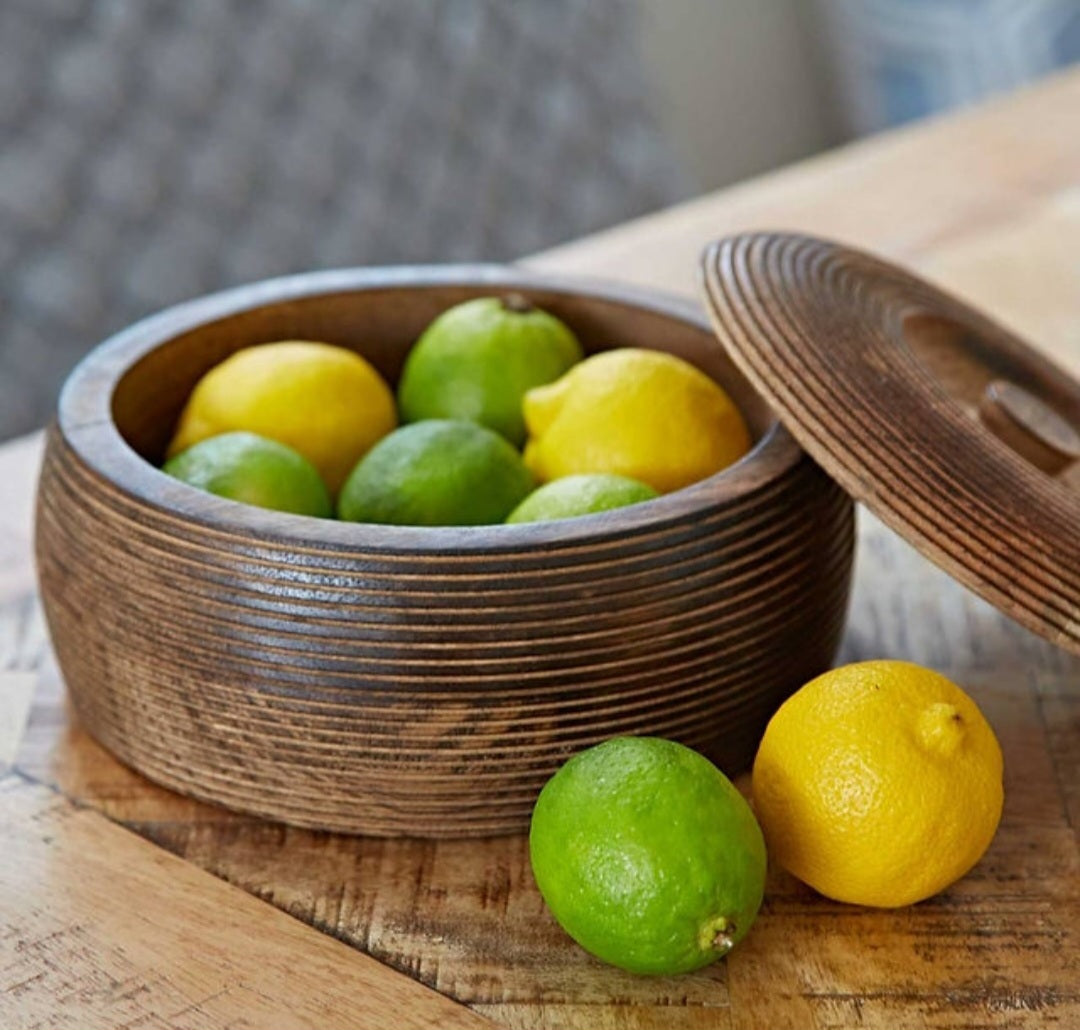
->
[522, 348, 752, 493]
[167, 340, 397, 495]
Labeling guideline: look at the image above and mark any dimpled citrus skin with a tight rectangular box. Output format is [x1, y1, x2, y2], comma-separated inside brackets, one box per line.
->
[752, 661, 1004, 908]
[397, 296, 584, 447]
[505, 473, 658, 524]
[337, 419, 535, 526]
[163, 431, 332, 517]
[529, 737, 767, 976]
[522, 348, 752, 494]
[167, 341, 397, 495]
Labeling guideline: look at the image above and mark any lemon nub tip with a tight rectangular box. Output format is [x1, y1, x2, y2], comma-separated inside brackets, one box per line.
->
[917, 702, 966, 756]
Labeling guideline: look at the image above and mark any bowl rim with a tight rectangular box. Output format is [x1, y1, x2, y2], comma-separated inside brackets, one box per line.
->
[55, 263, 804, 554]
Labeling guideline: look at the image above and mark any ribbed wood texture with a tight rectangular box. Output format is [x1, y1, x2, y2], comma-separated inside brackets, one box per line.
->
[701, 232, 1080, 657]
[35, 268, 854, 837]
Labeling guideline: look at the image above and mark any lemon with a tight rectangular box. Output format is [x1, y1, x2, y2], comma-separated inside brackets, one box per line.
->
[397, 295, 584, 446]
[506, 473, 657, 524]
[522, 348, 752, 493]
[337, 419, 534, 526]
[752, 660, 1004, 908]
[167, 341, 397, 495]
[163, 432, 332, 517]
[529, 737, 767, 975]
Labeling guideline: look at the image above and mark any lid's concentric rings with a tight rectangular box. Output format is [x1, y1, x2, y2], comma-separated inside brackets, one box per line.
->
[700, 232, 1080, 656]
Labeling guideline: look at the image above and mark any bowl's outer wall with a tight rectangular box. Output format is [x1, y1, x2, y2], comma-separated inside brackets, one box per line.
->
[35, 269, 855, 837]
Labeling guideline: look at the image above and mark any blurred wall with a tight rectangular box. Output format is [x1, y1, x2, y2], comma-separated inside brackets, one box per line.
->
[816, 0, 1080, 135]
[638, 0, 1080, 194]
[637, 0, 837, 192]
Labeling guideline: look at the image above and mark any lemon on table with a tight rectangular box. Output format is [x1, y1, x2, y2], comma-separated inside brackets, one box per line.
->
[167, 341, 397, 494]
[397, 295, 584, 446]
[506, 473, 658, 524]
[752, 660, 1004, 908]
[163, 431, 332, 517]
[337, 419, 534, 526]
[529, 736, 767, 975]
[522, 348, 752, 494]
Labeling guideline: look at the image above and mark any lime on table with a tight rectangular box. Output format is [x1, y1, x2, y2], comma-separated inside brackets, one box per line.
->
[529, 736, 767, 975]
[397, 295, 584, 446]
[523, 348, 752, 494]
[167, 340, 397, 494]
[752, 660, 1004, 907]
[337, 419, 535, 526]
[163, 431, 333, 517]
[506, 473, 657, 524]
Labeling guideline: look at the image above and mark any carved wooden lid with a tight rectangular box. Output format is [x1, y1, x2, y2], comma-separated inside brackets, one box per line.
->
[699, 232, 1080, 656]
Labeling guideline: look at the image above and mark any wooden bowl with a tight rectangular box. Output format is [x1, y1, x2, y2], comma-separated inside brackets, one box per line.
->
[34, 266, 854, 837]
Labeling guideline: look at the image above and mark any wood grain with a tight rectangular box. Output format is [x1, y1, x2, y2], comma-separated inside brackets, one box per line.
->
[0, 675, 34, 772]
[0, 774, 493, 1030]
[529, 69, 1080, 301]
[13, 503, 1080, 1030]
[34, 270, 853, 837]
[725, 669, 1080, 1030]
[4, 68, 1080, 1029]
[0, 434, 40, 604]
[700, 232, 1080, 656]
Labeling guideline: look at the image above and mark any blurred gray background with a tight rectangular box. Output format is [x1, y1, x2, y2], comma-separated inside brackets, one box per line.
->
[2, 0, 1077, 442]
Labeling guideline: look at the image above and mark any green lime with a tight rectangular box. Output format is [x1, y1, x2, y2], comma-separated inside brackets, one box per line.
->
[529, 736, 767, 976]
[506, 473, 658, 524]
[337, 419, 535, 526]
[397, 295, 584, 446]
[163, 431, 333, 517]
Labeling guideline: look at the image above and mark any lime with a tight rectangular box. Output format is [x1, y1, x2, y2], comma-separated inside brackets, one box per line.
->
[163, 431, 333, 517]
[167, 340, 397, 494]
[529, 736, 767, 975]
[523, 348, 752, 493]
[506, 473, 658, 524]
[337, 419, 535, 526]
[397, 295, 584, 446]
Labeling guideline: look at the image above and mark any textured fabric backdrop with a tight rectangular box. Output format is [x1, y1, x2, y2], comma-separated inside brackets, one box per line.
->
[0, 0, 689, 440]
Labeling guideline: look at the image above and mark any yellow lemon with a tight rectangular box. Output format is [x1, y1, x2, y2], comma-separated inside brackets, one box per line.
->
[752, 661, 1004, 908]
[522, 348, 751, 493]
[167, 341, 396, 494]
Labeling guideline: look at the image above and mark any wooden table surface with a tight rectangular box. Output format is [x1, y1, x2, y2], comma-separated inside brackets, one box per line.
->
[3, 69, 1080, 1030]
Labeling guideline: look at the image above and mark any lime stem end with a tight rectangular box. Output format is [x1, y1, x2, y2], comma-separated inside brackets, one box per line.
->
[502, 293, 534, 314]
[699, 915, 736, 955]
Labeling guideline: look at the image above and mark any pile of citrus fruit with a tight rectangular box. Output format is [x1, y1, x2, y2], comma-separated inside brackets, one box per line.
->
[162, 296, 1006, 981]
[162, 294, 752, 525]
[529, 660, 1004, 976]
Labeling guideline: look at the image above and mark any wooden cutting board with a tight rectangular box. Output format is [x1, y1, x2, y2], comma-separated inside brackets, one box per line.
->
[3, 70, 1080, 1029]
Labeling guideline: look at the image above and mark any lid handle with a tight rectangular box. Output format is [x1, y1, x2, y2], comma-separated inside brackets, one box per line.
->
[978, 380, 1080, 477]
